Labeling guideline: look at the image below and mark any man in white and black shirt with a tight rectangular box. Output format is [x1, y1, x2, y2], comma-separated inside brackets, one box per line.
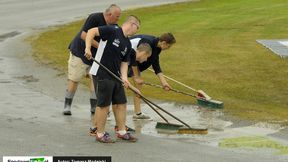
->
[85, 15, 140, 143]
[129, 33, 176, 120]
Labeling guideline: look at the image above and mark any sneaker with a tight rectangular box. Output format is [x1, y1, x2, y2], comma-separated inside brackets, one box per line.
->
[117, 132, 138, 142]
[89, 127, 97, 136]
[96, 132, 115, 143]
[114, 125, 135, 133]
[133, 113, 151, 120]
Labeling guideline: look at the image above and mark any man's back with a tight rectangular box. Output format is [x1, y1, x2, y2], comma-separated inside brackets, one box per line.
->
[69, 12, 106, 65]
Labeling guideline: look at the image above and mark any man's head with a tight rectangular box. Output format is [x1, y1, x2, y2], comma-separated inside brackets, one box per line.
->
[122, 15, 141, 37]
[104, 4, 121, 25]
[135, 43, 152, 63]
[158, 33, 176, 50]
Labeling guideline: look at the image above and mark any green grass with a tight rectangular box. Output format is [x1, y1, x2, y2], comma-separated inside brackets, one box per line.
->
[29, 0, 288, 122]
[219, 136, 288, 155]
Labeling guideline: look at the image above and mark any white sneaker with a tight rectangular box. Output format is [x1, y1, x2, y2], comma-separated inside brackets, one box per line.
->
[133, 113, 151, 120]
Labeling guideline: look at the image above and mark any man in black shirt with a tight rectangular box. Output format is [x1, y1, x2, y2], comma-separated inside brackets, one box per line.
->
[129, 33, 176, 120]
[85, 15, 141, 143]
[63, 4, 121, 116]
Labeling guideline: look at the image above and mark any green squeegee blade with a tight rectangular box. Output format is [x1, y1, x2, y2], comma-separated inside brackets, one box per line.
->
[155, 122, 183, 130]
[197, 98, 224, 109]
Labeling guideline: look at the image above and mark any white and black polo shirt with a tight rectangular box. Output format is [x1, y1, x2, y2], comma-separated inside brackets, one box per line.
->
[90, 25, 131, 80]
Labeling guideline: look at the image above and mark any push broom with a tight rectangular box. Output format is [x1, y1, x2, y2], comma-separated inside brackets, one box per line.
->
[147, 69, 223, 109]
[92, 58, 207, 134]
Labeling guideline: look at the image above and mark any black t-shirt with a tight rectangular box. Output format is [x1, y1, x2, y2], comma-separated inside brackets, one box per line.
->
[68, 13, 106, 65]
[127, 42, 138, 67]
[129, 35, 162, 74]
[90, 25, 131, 80]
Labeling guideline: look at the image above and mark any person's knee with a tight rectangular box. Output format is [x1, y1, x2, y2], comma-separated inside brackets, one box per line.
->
[68, 79, 78, 84]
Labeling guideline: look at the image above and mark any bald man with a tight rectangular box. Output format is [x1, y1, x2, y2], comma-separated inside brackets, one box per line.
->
[63, 4, 121, 116]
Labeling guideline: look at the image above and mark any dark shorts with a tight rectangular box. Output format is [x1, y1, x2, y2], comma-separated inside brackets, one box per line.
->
[93, 77, 127, 107]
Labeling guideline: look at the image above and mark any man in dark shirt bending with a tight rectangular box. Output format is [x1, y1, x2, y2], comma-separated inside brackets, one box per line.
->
[129, 33, 176, 120]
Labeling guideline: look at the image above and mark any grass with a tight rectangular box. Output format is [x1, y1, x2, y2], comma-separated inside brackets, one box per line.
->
[219, 136, 288, 155]
[29, 0, 288, 122]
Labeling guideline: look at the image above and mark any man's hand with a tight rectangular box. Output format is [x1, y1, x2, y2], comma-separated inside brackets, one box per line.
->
[162, 83, 171, 91]
[84, 48, 92, 60]
[133, 77, 144, 85]
[129, 84, 141, 96]
[121, 76, 131, 89]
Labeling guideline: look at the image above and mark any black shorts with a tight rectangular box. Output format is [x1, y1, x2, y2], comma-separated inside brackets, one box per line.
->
[93, 77, 127, 107]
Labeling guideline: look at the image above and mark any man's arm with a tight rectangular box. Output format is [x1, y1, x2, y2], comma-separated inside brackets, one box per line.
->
[81, 31, 99, 48]
[84, 28, 99, 60]
[157, 72, 171, 91]
[151, 56, 171, 91]
[120, 62, 129, 84]
[121, 62, 141, 94]
[132, 66, 143, 84]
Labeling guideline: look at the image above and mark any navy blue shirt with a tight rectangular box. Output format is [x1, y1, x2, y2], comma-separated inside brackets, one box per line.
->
[68, 13, 106, 65]
[129, 35, 162, 74]
[92, 25, 131, 80]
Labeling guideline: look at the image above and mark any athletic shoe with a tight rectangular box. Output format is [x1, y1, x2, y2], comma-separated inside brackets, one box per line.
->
[96, 132, 115, 143]
[133, 113, 151, 120]
[114, 125, 135, 133]
[117, 132, 138, 142]
[89, 127, 97, 136]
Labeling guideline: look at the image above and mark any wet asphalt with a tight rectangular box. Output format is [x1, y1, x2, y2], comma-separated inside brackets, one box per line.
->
[0, 0, 288, 162]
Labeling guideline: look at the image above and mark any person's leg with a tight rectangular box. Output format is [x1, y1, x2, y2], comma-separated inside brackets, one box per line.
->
[90, 75, 97, 130]
[64, 53, 85, 115]
[132, 80, 150, 120]
[89, 74, 97, 114]
[95, 106, 109, 133]
[133, 80, 142, 114]
[113, 104, 126, 131]
[113, 104, 135, 133]
[113, 81, 137, 142]
[89, 75, 98, 133]
[63, 80, 77, 115]
[94, 78, 115, 143]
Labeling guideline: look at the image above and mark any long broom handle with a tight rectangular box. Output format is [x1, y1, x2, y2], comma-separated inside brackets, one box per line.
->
[92, 58, 191, 128]
[142, 96, 191, 128]
[141, 97, 169, 123]
[144, 82, 197, 98]
[148, 68, 198, 92]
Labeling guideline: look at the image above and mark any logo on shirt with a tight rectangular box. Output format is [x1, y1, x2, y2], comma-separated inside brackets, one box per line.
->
[112, 39, 120, 47]
[121, 47, 127, 56]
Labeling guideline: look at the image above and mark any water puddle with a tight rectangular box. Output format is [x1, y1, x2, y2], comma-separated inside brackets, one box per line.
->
[123, 102, 287, 154]
[14, 75, 39, 82]
[0, 31, 21, 42]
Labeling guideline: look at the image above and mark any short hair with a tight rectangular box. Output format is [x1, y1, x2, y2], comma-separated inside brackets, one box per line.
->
[124, 15, 141, 25]
[137, 43, 152, 55]
[105, 4, 121, 14]
[159, 33, 176, 44]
